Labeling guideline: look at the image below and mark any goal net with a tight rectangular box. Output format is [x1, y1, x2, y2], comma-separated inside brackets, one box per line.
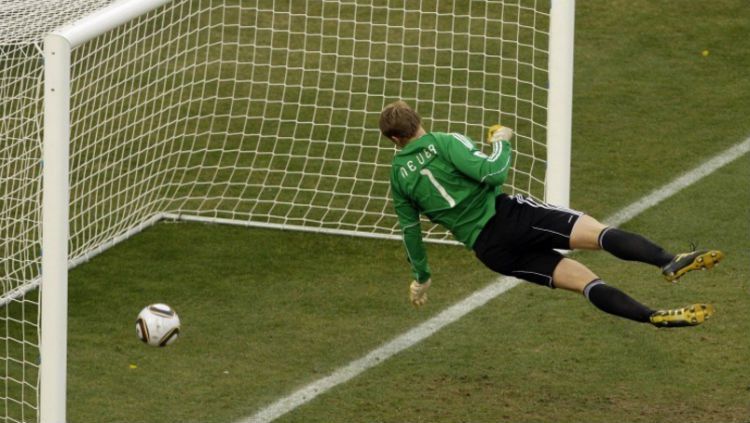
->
[0, 0, 566, 421]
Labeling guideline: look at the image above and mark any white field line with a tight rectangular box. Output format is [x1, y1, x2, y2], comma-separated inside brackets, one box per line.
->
[240, 136, 750, 423]
[605, 138, 750, 227]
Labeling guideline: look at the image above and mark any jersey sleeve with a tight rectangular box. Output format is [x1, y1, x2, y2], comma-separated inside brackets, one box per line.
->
[390, 172, 432, 283]
[441, 133, 512, 187]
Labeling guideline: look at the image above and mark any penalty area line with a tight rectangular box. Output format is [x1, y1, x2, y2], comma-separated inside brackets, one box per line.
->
[239, 136, 750, 423]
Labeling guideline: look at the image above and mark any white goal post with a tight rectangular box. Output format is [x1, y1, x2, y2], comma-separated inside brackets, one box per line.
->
[41, 2, 174, 420]
[0, 1, 574, 421]
[545, 0, 575, 207]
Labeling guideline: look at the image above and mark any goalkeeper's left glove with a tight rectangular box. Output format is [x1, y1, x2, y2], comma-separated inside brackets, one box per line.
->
[486, 124, 514, 143]
[409, 279, 431, 308]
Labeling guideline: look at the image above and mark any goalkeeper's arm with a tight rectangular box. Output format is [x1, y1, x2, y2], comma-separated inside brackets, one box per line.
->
[442, 126, 513, 187]
[402, 222, 432, 308]
[393, 193, 431, 284]
[391, 179, 432, 307]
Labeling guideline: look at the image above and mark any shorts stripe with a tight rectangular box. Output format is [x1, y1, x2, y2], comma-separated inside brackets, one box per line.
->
[511, 270, 553, 288]
[531, 225, 570, 239]
[514, 194, 583, 217]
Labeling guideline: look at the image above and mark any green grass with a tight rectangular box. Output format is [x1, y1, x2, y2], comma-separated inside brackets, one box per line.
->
[274, 155, 750, 423]
[66, 153, 750, 423]
[66, 223, 493, 422]
[3, 0, 750, 422]
[67, 1, 750, 422]
[572, 0, 750, 215]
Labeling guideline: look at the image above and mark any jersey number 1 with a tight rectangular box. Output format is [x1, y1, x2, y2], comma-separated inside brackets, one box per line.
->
[419, 168, 456, 208]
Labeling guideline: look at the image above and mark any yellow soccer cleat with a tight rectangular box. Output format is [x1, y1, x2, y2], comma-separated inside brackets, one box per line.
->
[649, 304, 715, 328]
[661, 250, 724, 283]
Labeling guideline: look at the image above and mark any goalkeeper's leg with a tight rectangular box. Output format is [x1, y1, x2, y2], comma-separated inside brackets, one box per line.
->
[552, 258, 713, 327]
[569, 214, 723, 282]
[553, 258, 653, 323]
[569, 215, 674, 265]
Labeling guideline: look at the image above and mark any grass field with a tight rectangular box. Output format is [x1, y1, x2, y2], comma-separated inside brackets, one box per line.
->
[57, 0, 750, 422]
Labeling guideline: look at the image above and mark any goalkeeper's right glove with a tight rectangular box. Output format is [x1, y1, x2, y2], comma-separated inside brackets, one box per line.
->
[409, 279, 431, 308]
[486, 125, 514, 143]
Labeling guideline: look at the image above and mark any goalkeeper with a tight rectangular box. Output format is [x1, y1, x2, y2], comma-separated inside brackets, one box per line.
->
[381, 101, 723, 328]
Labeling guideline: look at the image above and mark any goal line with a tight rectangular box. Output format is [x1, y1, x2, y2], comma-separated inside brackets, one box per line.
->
[0, 211, 459, 309]
[3, 134, 748, 311]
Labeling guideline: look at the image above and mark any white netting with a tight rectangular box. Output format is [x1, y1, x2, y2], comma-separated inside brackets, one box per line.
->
[1, 1, 551, 421]
[2, 2, 118, 420]
[70, 0, 550, 246]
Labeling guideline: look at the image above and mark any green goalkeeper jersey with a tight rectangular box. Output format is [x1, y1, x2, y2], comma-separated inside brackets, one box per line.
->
[390, 131, 512, 283]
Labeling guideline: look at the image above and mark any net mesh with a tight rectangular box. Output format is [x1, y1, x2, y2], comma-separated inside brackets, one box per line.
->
[0, 1, 551, 420]
[70, 0, 551, 244]
[2, 2, 117, 420]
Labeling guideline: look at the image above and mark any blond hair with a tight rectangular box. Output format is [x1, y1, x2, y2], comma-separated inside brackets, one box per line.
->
[379, 101, 421, 141]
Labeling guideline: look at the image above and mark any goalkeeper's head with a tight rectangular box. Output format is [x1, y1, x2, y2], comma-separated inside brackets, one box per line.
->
[379, 101, 424, 148]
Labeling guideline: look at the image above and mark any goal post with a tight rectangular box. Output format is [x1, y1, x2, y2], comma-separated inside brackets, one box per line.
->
[40, 32, 72, 423]
[1, 1, 575, 421]
[41, 2, 173, 421]
[545, 0, 575, 208]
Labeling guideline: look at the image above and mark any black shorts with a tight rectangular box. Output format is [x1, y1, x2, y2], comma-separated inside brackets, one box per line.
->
[473, 194, 583, 288]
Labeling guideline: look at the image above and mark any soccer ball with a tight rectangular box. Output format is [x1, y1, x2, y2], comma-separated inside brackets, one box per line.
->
[135, 303, 181, 347]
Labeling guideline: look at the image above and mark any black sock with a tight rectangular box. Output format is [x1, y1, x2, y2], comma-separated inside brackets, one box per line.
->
[598, 227, 674, 268]
[583, 279, 654, 323]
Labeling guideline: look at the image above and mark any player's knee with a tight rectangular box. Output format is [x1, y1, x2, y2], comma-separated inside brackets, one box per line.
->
[552, 258, 599, 293]
[570, 215, 607, 250]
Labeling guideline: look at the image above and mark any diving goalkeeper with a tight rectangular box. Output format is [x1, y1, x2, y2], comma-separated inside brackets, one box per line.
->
[381, 100, 723, 327]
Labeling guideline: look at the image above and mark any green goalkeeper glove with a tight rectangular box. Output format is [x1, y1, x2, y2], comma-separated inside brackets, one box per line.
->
[409, 279, 431, 308]
[486, 124, 514, 143]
